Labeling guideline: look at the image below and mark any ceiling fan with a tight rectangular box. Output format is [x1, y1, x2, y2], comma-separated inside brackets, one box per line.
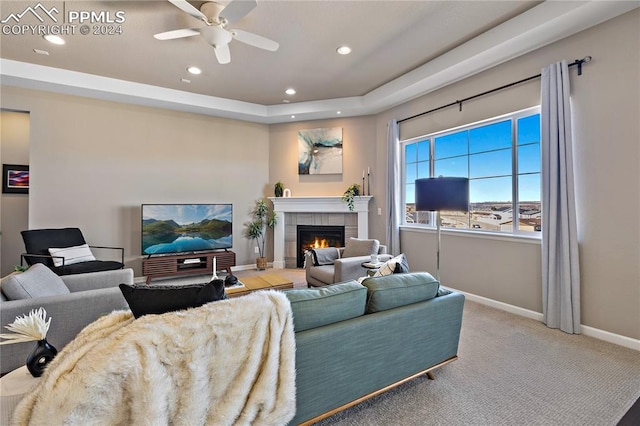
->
[154, 0, 279, 65]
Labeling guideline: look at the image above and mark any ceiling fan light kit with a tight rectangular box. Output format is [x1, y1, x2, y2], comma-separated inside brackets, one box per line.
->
[156, 0, 279, 65]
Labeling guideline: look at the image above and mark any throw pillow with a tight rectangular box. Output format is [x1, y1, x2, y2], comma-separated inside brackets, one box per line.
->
[393, 253, 410, 273]
[372, 257, 399, 277]
[1, 264, 70, 300]
[48, 244, 96, 267]
[119, 279, 227, 319]
[341, 238, 380, 258]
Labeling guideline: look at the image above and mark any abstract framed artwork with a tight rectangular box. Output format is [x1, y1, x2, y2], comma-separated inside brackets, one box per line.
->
[2, 164, 29, 194]
[298, 127, 343, 175]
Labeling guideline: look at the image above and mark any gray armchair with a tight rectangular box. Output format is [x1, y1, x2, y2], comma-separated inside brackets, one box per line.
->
[0, 265, 133, 375]
[305, 238, 390, 287]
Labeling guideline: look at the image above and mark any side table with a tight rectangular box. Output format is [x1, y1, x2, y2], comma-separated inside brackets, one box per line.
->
[0, 366, 40, 424]
[361, 261, 385, 276]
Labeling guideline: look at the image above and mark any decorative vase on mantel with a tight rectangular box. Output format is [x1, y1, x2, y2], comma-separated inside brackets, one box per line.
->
[275, 181, 284, 197]
[256, 257, 268, 270]
[26, 338, 58, 377]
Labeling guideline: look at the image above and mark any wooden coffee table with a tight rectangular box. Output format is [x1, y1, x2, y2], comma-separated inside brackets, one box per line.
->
[226, 273, 293, 297]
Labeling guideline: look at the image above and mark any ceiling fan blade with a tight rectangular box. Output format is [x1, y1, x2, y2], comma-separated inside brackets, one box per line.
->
[231, 29, 279, 52]
[214, 44, 231, 64]
[219, 0, 257, 25]
[167, 0, 209, 24]
[154, 28, 200, 40]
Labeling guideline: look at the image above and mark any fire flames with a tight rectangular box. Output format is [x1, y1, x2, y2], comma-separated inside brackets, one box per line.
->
[305, 237, 330, 250]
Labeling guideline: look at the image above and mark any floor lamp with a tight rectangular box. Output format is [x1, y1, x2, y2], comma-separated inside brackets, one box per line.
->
[415, 177, 469, 283]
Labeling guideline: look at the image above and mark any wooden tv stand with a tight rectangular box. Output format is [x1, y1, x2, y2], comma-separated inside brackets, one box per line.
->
[142, 250, 235, 284]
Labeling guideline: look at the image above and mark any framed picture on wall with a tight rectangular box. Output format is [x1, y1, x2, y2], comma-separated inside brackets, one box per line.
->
[2, 164, 29, 194]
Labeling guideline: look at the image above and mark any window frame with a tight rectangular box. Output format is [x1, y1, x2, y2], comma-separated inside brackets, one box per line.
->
[400, 106, 541, 236]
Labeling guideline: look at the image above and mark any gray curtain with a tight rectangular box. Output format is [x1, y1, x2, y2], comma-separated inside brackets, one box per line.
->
[386, 120, 400, 255]
[540, 60, 581, 334]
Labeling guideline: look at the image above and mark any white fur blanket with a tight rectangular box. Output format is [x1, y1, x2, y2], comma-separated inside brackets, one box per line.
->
[13, 291, 296, 425]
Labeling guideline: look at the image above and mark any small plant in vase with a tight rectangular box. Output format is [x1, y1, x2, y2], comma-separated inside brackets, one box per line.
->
[0, 307, 57, 377]
[342, 183, 361, 211]
[245, 198, 277, 270]
[274, 181, 284, 197]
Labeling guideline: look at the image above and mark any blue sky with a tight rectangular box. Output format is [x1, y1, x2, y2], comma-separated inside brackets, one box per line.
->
[405, 113, 541, 204]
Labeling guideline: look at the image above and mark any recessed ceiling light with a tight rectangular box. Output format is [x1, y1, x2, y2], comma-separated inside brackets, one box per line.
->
[337, 111, 341, 115]
[291, 115, 296, 119]
[282, 99, 290, 103]
[43, 34, 65, 45]
[33, 49, 49, 55]
[181, 78, 191, 83]
[337, 45, 351, 55]
[187, 66, 202, 75]
[285, 88, 296, 95]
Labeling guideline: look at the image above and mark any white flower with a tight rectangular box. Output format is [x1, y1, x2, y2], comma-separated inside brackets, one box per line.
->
[0, 307, 51, 344]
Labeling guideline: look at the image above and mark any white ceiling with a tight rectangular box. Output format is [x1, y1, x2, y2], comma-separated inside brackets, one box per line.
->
[1, 1, 638, 123]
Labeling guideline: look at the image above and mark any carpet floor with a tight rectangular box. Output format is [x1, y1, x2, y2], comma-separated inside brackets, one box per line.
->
[317, 301, 640, 426]
[151, 269, 640, 425]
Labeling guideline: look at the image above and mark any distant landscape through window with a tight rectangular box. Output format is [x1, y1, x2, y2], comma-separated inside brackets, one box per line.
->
[403, 107, 541, 234]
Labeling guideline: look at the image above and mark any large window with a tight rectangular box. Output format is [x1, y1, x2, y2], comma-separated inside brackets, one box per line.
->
[403, 107, 541, 234]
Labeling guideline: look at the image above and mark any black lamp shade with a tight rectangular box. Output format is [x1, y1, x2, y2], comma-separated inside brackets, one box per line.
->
[415, 177, 469, 212]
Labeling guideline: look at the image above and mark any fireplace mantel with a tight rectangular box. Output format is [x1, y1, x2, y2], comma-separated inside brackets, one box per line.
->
[268, 196, 373, 269]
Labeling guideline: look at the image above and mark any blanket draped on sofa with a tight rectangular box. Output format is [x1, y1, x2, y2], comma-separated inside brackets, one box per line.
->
[13, 290, 296, 425]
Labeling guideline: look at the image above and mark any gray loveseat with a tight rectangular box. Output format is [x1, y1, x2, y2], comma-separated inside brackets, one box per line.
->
[284, 271, 465, 425]
[0, 264, 133, 375]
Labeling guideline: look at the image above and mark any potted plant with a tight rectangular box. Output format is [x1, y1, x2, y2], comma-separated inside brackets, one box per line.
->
[245, 198, 277, 270]
[342, 183, 361, 211]
[274, 181, 284, 197]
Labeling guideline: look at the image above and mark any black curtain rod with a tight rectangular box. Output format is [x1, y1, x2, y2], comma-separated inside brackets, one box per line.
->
[397, 56, 592, 124]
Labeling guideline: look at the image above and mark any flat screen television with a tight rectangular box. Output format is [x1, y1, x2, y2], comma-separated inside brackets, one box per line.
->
[142, 204, 232, 256]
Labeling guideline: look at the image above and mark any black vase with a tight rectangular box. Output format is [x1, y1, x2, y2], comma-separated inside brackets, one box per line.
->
[26, 339, 57, 377]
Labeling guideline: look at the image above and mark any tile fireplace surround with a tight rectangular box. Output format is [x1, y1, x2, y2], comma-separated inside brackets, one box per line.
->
[269, 196, 373, 269]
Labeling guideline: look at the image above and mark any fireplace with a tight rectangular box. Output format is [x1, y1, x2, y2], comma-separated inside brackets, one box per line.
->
[297, 225, 345, 267]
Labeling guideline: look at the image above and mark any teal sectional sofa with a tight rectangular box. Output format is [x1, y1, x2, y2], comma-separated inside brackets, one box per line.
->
[284, 272, 465, 425]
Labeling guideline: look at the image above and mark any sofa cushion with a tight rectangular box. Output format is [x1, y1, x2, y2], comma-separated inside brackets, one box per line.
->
[119, 280, 227, 319]
[48, 243, 96, 267]
[341, 238, 380, 258]
[283, 281, 366, 332]
[361, 272, 439, 313]
[1, 264, 70, 300]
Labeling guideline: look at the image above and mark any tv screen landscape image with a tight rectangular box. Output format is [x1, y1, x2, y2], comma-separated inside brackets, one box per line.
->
[142, 204, 232, 255]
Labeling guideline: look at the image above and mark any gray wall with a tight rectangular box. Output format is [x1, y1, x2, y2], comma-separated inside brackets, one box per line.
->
[0, 110, 30, 276]
[375, 9, 639, 340]
[0, 87, 270, 274]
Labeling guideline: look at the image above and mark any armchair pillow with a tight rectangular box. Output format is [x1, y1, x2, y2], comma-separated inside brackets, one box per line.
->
[119, 280, 227, 318]
[341, 238, 380, 258]
[48, 244, 96, 267]
[1, 264, 70, 300]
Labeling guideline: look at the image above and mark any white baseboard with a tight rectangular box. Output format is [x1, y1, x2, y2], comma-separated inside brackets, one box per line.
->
[445, 286, 640, 351]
